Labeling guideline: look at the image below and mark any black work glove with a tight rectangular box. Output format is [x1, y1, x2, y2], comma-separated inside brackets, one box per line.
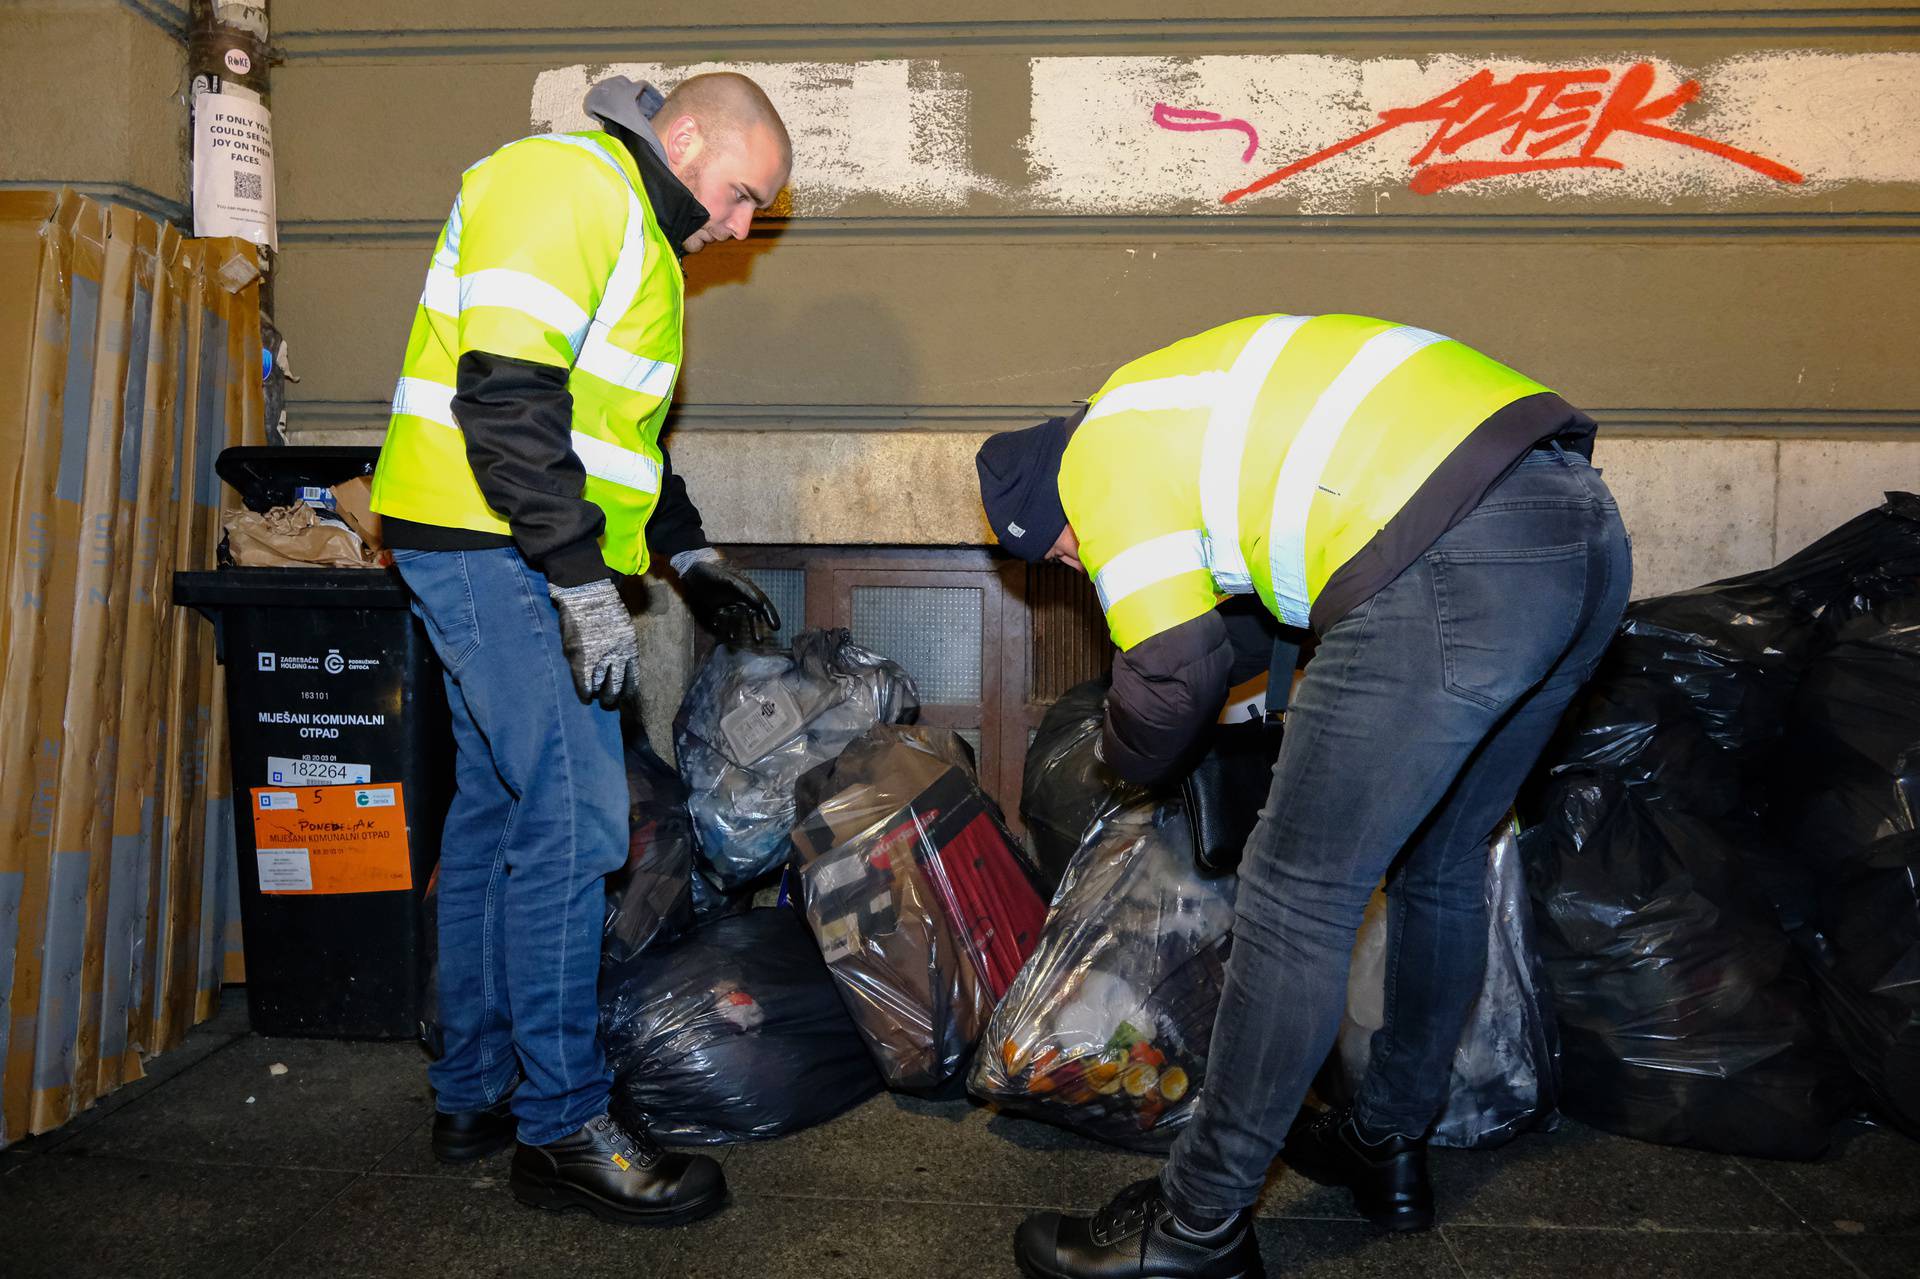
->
[678, 555, 781, 644]
[548, 578, 641, 709]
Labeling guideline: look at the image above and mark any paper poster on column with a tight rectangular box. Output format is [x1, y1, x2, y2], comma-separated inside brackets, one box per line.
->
[193, 92, 277, 249]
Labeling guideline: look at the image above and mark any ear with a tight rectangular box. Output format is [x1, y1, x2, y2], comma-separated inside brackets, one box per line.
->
[660, 112, 702, 165]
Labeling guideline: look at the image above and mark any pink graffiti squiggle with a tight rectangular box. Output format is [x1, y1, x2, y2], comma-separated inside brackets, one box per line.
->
[1152, 102, 1260, 162]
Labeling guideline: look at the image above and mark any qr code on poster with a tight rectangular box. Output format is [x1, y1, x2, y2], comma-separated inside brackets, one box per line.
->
[233, 170, 263, 201]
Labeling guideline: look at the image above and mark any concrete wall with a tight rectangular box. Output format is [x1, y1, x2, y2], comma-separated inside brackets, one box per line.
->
[0, 2, 191, 222]
[272, 3, 1920, 606]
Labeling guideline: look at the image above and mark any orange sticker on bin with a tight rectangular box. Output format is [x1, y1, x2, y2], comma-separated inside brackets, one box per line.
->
[249, 783, 413, 895]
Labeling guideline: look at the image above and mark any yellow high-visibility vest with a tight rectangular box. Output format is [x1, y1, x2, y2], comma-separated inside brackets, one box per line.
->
[370, 129, 683, 575]
[1061, 314, 1552, 649]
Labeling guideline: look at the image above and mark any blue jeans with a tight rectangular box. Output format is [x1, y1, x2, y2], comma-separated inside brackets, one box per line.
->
[1162, 445, 1632, 1218]
[392, 547, 629, 1146]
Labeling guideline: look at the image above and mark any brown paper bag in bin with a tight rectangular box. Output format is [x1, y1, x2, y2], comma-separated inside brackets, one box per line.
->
[329, 476, 385, 558]
[225, 502, 379, 569]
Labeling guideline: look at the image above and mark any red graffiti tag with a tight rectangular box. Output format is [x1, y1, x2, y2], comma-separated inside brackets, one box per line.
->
[1153, 102, 1261, 162]
[1222, 61, 1804, 202]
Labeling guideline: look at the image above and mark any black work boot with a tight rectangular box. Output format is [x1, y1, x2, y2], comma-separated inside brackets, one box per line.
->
[510, 1113, 727, 1227]
[1283, 1105, 1433, 1232]
[1014, 1178, 1263, 1279]
[431, 1098, 516, 1163]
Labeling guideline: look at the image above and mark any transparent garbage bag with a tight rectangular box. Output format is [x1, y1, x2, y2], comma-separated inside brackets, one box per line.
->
[675, 629, 918, 891]
[1338, 819, 1559, 1150]
[970, 793, 1233, 1151]
[792, 726, 1047, 1089]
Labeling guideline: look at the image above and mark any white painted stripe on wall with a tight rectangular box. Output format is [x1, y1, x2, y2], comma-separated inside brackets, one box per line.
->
[533, 60, 999, 213]
[530, 53, 1920, 215]
[1025, 53, 1920, 213]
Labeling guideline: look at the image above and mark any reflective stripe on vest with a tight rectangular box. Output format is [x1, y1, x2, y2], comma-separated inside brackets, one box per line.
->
[1265, 325, 1449, 625]
[1197, 314, 1312, 594]
[388, 376, 661, 495]
[420, 267, 593, 355]
[1083, 371, 1227, 424]
[536, 133, 672, 398]
[1093, 528, 1211, 613]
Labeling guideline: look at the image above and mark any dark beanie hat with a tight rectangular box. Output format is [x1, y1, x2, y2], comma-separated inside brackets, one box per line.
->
[976, 415, 1074, 562]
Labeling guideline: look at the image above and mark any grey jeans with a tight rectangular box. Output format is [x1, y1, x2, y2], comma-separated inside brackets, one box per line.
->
[1161, 444, 1632, 1217]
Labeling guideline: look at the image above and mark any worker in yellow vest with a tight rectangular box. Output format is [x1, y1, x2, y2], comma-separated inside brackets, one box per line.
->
[369, 73, 788, 1227]
[978, 314, 1631, 1279]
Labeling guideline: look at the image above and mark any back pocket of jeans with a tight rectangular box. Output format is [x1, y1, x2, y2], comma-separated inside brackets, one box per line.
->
[1427, 544, 1586, 710]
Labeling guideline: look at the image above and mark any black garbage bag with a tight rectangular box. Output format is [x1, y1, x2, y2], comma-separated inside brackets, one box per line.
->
[675, 629, 919, 891]
[600, 908, 883, 1144]
[1340, 820, 1558, 1150]
[971, 793, 1233, 1151]
[1782, 591, 1920, 1136]
[1512, 500, 1920, 1157]
[1020, 677, 1153, 890]
[1522, 769, 1853, 1159]
[603, 739, 696, 966]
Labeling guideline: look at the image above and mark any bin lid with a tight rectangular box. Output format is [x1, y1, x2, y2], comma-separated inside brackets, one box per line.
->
[217, 446, 381, 513]
[173, 567, 410, 610]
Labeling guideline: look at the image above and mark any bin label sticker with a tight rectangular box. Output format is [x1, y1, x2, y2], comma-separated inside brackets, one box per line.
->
[256, 848, 314, 892]
[267, 756, 372, 787]
[719, 679, 806, 764]
[257, 790, 299, 810]
[249, 782, 412, 895]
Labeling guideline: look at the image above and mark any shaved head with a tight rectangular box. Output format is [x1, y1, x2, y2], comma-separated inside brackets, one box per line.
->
[660, 73, 792, 172]
[656, 72, 793, 252]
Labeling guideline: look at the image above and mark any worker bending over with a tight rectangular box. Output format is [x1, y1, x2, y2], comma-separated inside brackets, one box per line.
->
[977, 313, 1631, 1279]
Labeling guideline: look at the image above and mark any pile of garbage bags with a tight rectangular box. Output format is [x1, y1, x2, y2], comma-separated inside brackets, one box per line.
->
[792, 725, 1048, 1089]
[1523, 492, 1920, 1154]
[1339, 819, 1559, 1150]
[675, 629, 918, 890]
[993, 678, 1557, 1152]
[600, 908, 882, 1144]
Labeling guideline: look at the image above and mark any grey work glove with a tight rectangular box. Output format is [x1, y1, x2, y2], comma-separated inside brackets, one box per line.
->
[548, 578, 641, 709]
[675, 552, 782, 645]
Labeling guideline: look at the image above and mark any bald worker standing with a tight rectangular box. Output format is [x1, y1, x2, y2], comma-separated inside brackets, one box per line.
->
[370, 73, 790, 1225]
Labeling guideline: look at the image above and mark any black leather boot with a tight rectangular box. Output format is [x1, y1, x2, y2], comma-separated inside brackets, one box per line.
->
[431, 1099, 516, 1163]
[1283, 1105, 1434, 1232]
[510, 1113, 727, 1227]
[1014, 1178, 1263, 1279]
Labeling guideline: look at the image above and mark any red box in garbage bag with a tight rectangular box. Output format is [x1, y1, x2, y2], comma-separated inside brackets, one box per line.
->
[792, 727, 1046, 1087]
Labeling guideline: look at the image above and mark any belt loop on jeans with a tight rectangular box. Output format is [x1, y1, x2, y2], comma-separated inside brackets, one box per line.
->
[1548, 437, 1570, 465]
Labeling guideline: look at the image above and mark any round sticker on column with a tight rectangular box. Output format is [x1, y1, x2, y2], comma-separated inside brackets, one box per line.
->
[224, 48, 252, 76]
